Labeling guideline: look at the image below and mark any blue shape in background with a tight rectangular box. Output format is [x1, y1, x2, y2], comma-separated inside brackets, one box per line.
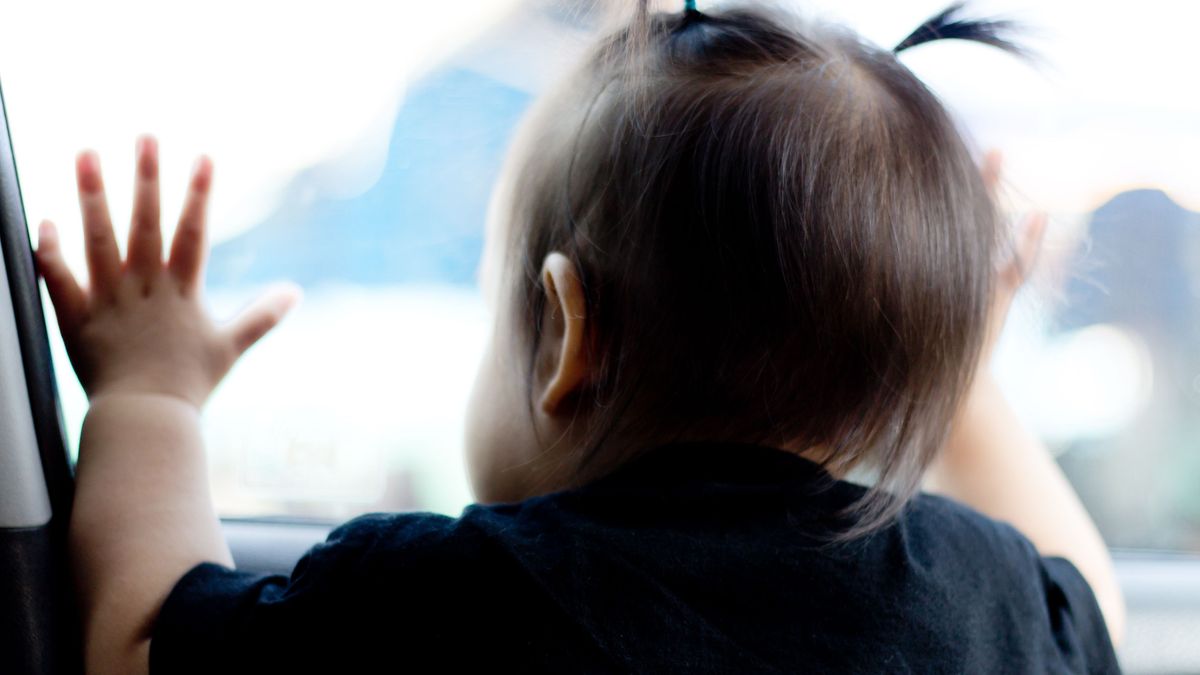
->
[206, 68, 533, 288]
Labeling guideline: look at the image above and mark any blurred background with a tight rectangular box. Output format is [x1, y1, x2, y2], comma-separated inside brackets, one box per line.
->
[1, 0, 1198, 551]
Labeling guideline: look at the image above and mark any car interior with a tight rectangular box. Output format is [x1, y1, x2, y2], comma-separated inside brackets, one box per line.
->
[2, 2, 1200, 672]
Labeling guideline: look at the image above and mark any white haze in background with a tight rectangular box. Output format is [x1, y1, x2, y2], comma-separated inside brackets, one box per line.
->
[799, 0, 1200, 215]
[0, 0, 521, 270]
[3, 0, 1192, 514]
[2, 1, 1196, 259]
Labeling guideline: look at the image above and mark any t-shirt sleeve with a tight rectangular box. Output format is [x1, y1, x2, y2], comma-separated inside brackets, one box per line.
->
[1037, 554, 1121, 674]
[922, 496, 1121, 674]
[148, 512, 466, 674]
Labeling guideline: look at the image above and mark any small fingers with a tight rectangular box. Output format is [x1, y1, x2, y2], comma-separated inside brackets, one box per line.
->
[168, 155, 213, 292]
[998, 211, 1048, 294]
[127, 135, 163, 279]
[34, 220, 87, 332]
[1012, 211, 1048, 282]
[225, 284, 301, 356]
[75, 151, 122, 298]
[980, 149, 1002, 198]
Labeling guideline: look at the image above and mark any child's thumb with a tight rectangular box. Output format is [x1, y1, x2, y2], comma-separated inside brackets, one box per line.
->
[227, 282, 302, 356]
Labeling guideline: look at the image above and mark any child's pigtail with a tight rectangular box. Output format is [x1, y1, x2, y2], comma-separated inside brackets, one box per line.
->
[893, 1, 1031, 59]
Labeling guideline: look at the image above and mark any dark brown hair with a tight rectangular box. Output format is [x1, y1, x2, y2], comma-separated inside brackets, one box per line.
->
[500, 1, 1025, 537]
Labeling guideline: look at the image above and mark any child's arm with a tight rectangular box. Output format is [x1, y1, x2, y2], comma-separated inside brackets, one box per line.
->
[35, 138, 297, 675]
[928, 372, 1125, 646]
[924, 152, 1126, 647]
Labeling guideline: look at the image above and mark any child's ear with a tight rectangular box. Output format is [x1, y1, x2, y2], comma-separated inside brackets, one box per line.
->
[535, 251, 589, 417]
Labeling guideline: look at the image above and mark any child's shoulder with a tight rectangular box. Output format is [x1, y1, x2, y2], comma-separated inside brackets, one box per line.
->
[311, 499, 567, 576]
[905, 489, 1049, 569]
[314, 509, 501, 572]
[903, 491, 1118, 669]
[905, 492, 1113, 637]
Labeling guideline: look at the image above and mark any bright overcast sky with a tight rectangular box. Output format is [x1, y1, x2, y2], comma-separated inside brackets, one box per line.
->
[0, 0, 522, 252]
[1, 0, 1196, 260]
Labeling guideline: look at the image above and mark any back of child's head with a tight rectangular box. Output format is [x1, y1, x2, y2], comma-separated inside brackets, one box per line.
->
[497, 1, 1025, 534]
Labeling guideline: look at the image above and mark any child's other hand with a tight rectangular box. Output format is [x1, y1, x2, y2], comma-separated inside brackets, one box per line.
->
[35, 136, 299, 408]
[979, 150, 1046, 364]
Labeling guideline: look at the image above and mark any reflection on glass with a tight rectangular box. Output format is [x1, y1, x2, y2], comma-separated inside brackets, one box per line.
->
[12, 1, 1200, 551]
[1049, 190, 1200, 550]
[204, 66, 531, 519]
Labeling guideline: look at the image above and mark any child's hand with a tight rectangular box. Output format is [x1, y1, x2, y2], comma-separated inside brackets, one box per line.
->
[934, 153, 1126, 647]
[979, 150, 1047, 363]
[34, 136, 299, 408]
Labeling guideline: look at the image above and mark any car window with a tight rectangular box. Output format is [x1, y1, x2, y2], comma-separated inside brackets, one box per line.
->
[3, 1, 1197, 550]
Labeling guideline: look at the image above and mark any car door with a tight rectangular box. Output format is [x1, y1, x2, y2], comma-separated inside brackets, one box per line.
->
[0, 80, 80, 675]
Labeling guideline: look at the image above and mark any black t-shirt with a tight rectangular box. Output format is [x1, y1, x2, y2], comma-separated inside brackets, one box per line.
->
[149, 442, 1119, 673]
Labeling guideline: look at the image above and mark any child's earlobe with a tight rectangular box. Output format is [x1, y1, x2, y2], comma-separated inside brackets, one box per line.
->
[536, 252, 590, 416]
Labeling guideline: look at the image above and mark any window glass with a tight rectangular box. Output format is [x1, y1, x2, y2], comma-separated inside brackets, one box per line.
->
[4, 1, 1198, 549]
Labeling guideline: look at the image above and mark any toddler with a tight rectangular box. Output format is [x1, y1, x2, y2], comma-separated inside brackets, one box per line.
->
[37, 1, 1123, 672]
